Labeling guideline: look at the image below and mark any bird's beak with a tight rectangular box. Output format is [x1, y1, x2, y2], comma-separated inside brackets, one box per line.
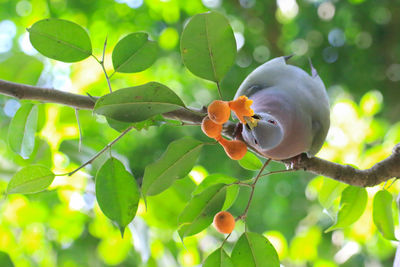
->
[244, 116, 259, 130]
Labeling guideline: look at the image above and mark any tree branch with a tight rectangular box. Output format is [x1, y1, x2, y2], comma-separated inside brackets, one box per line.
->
[1, 78, 400, 187]
[0, 79, 95, 109]
[0, 79, 205, 123]
[282, 146, 400, 187]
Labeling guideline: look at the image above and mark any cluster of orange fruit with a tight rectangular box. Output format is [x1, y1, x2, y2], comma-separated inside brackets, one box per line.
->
[201, 96, 255, 160]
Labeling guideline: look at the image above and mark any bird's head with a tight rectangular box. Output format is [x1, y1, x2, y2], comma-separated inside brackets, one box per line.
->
[242, 112, 283, 151]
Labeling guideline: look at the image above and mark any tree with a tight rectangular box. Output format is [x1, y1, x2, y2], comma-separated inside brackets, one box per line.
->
[0, 1, 399, 266]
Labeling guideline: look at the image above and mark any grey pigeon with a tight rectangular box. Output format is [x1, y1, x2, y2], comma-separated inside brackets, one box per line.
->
[234, 56, 330, 160]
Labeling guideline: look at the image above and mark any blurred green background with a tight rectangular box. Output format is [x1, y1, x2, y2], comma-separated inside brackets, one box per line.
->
[1, 0, 400, 266]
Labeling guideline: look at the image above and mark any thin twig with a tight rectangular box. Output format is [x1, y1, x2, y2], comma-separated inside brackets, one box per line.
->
[102, 36, 107, 62]
[75, 108, 83, 152]
[59, 126, 135, 176]
[237, 158, 271, 221]
[220, 233, 231, 247]
[259, 168, 297, 178]
[233, 181, 252, 187]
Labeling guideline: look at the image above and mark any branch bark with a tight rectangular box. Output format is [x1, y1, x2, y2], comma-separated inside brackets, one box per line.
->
[1, 78, 399, 187]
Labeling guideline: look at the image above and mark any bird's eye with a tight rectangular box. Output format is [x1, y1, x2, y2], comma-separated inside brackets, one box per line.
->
[252, 114, 261, 120]
[254, 138, 258, 145]
[268, 119, 277, 125]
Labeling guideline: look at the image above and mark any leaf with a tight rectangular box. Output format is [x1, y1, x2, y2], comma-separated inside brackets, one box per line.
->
[112, 32, 158, 73]
[0, 53, 44, 85]
[28, 18, 92, 62]
[191, 173, 239, 210]
[325, 186, 368, 232]
[180, 11, 236, 82]
[203, 248, 234, 267]
[231, 232, 280, 267]
[373, 189, 396, 240]
[178, 183, 226, 239]
[95, 157, 140, 234]
[192, 174, 237, 195]
[106, 115, 165, 133]
[222, 184, 239, 210]
[0, 251, 14, 267]
[94, 82, 185, 122]
[6, 165, 54, 194]
[238, 152, 263, 170]
[142, 137, 203, 196]
[318, 177, 347, 209]
[8, 103, 38, 159]
[59, 139, 96, 165]
[144, 177, 196, 229]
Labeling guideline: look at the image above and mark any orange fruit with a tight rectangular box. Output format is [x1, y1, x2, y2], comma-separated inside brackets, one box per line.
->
[228, 95, 254, 124]
[218, 137, 247, 160]
[207, 100, 231, 124]
[213, 211, 235, 234]
[201, 116, 222, 139]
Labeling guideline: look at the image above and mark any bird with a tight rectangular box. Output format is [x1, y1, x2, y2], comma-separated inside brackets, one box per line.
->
[233, 56, 330, 160]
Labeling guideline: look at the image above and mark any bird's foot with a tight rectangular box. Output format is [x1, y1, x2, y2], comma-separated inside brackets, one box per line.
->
[284, 154, 304, 170]
[233, 122, 243, 140]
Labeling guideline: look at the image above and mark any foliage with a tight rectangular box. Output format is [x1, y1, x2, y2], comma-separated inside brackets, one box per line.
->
[0, 0, 399, 266]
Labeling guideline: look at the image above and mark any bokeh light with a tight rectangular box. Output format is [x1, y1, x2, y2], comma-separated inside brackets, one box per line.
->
[290, 38, 308, 56]
[0, 20, 16, 54]
[328, 28, 346, 47]
[253, 45, 270, 63]
[323, 46, 338, 63]
[318, 2, 335, 21]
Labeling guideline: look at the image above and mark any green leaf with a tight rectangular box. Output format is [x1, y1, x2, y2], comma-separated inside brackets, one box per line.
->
[238, 152, 263, 170]
[94, 82, 185, 122]
[112, 32, 158, 73]
[6, 165, 54, 194]
[231, 232, 280, 267]
[106, 117, 132, 132]
[28, 18, 92, 62]
[203, 248, 234, 267]
[325, 186, 368, 232]
[318, 177, 347, 209]
[142, 137, 203, 196]
[0, 251, 14, 267]
[180, 11, 236, 82]
[192, 174, 237, 195]
[59, 139, 96, 165]
[8, 103, 38, 159]
[373, 189, 397, 240]
[222, 184, 240, 210]
[178, 183, 226, 239]
[95, 157, 140, 234]
[0, 53, 44, 85]
[107, 115, 165, 133]
[191, 174, 239, 210]
[144, 177, 196, 229]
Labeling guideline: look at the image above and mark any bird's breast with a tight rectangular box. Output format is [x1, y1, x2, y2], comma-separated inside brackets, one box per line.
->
[248, 89, 313, 160]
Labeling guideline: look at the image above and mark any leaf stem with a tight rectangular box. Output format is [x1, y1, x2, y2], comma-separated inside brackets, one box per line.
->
[92, 37, 113, 93]
[216, 81, 223, 100]
[75, 108, 83, 152]
[231, 181, 252, 187]
[237, 158, 271, 221]
[57, 125, 135, 176]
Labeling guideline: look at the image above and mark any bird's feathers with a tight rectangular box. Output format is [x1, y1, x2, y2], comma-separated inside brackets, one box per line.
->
[235, 56, 330, 160]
